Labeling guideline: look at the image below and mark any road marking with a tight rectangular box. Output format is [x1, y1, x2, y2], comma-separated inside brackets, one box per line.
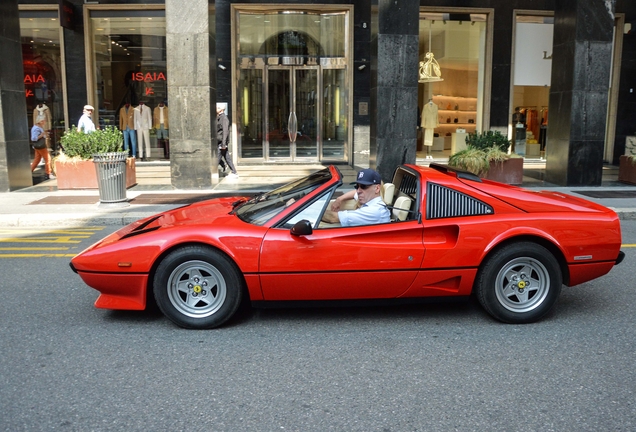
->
[622, 244, 636, 248]
[0, 227, 105, 257]
[0, 247, 70, 250]
[0, 254, 77, 258]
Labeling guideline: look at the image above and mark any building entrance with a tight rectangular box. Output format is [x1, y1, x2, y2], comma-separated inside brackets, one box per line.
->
[266, 66, 318, 161]
[234, 7, 351, 164]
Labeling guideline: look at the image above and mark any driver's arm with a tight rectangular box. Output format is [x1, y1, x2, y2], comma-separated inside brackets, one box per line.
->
[322, 209, 340, 224]
[331, 190, 356, 211]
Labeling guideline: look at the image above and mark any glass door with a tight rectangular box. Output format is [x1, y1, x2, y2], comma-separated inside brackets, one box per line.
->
[266, 66, 319, 161]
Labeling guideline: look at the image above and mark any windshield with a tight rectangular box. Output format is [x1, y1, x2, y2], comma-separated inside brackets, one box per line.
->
[235, 167, 333, 225]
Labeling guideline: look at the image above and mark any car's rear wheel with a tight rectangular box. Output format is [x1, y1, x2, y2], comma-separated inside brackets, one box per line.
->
[153, 246, 244, 329]
[475, 242, 562, 324]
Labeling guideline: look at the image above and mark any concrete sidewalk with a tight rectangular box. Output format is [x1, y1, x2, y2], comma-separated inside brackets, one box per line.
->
[2, 159, 635, 227]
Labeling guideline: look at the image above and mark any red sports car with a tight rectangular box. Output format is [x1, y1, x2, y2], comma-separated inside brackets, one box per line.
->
[71, 164, 625, 329]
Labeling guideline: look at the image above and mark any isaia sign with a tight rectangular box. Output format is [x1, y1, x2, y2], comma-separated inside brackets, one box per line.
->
[24, 74, 46, 97]
[131, 71, 167, 96]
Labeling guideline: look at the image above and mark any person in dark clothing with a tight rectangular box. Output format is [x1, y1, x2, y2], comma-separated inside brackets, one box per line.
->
[216, 103, 238, 178]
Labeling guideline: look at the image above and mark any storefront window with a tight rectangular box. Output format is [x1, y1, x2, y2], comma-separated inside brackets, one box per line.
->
[418, 13, 487, 156]
[89, 10, 168, 159]
[20, 10, 65, 151]
[512, 15, 553, 157]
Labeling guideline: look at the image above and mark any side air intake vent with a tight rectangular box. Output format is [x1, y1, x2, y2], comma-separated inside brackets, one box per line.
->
[426, 183, 493, 219]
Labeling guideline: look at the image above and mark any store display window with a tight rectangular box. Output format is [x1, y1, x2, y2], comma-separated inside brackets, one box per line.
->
[417, 12, 488, 155]
[20, 10, 66, 152]
[88, 10, 168, 159]
[512, 15, 553, 157]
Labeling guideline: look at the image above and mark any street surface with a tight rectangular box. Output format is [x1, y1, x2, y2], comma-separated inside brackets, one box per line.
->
[1, 222, 635, 431]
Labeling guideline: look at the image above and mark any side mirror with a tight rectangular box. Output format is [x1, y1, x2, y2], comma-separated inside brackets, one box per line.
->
[290, 219, 313, 236]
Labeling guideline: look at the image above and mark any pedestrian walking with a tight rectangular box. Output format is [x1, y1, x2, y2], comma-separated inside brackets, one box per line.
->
[216, 103, 238, 178]
[31, 117, 54, 179]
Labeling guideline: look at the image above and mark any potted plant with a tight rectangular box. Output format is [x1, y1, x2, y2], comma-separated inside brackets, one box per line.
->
[55, 126, 137, 189]
[447, 130, 523, 185]
[618, 137, 636, 185]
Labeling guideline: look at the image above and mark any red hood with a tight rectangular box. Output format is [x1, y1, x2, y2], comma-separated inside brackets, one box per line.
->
[155, 196, 246, 227]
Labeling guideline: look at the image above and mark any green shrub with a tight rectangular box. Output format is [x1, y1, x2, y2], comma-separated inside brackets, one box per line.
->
[465, 130, 511, 153]
[448, 147, 491, 177]
[60, 126, 123, 159]
[448, 130, 515, 176]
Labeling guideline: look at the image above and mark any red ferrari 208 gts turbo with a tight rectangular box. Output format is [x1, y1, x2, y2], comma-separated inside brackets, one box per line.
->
[70, 164, 625, 329]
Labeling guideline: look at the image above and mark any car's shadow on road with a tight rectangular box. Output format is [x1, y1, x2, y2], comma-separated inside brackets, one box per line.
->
[235, 298, 491, 327]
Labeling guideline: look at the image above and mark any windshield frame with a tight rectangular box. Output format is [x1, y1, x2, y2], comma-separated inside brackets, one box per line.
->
[235, 166, 338, 226]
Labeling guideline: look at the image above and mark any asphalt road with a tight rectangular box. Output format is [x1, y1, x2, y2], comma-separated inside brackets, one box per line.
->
[1, 222, 635, 431]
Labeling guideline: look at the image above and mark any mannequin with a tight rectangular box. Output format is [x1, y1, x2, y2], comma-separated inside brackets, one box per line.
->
[134, 102, 152, 160]
[153, 102, 169, 158]
[421, 98, 439, 159]
[33, 102, 52, 148]
[119, 102, 137, 158]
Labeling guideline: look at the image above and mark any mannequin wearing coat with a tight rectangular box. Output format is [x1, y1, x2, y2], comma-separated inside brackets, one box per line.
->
[153, 103, 169, 158]
[119, 103, 137, 158]
[33, 103, 52, 148]
[134, 102, 152, 159]
[421, 99, 439, 158]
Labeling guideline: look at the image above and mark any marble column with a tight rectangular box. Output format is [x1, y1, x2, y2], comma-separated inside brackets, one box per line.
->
[545, 0, 615, 186]
[166, 0, 216, 189]
[0, 0, 31, 191]
[370, 0, 419, 182]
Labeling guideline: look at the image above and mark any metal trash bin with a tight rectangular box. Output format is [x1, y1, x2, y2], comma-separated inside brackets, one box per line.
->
[93, 151, 128, 204]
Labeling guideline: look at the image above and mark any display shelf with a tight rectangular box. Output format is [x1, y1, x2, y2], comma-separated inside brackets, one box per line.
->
[432, 94, 477, 134]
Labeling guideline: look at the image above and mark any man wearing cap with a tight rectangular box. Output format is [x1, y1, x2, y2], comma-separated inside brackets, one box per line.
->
[322, 168, 390, 226]
[77, 105, 96, 133]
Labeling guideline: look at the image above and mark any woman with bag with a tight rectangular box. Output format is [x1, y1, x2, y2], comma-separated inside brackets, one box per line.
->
[30, 117, 55, 179]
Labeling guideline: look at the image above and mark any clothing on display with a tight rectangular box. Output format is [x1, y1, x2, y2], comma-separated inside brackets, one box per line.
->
[33, 104, 52, 130]
[421, 100, 439, 148]
[119, 104, 137, 157]
[153, 104, 169, 140]
[135, 103, 152, 159]
[153, 103, 170, 158]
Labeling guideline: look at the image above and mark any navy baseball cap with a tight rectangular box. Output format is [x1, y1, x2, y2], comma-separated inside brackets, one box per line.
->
[351, 168, 381, 185]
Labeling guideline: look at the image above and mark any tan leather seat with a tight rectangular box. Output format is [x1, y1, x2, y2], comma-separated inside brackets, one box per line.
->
[381, 183, 395, 205]
[392, 196, 412, 221]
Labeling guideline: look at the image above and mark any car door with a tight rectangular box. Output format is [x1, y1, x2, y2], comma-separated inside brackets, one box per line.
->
[259, 221, 425, 301]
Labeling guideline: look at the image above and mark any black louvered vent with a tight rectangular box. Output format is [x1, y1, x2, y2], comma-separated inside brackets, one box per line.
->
[399, 174, 418, 196]
[426, 183, 493, 219]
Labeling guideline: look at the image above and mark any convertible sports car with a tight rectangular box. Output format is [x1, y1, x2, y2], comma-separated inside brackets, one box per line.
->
[70, 164, 625, 329]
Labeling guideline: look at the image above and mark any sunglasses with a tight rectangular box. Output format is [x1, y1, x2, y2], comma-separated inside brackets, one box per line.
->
[354, 184, 372, 190]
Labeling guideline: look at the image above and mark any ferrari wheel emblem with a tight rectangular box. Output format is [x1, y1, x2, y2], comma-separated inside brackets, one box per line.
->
[193, 285, 202, 294]
[517, 281, 527, 289]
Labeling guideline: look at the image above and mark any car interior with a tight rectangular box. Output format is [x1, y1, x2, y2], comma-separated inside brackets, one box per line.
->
[323, 167, 419, 225]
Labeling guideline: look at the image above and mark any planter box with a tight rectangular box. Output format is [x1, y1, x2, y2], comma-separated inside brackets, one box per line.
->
[484, 157, 523, 185]
[618, 155, 636, 185]
[55, 158, 137, 190]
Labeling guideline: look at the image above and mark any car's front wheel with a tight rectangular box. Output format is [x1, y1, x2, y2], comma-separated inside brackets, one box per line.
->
[153, 246, 244, 329]
[475, 242, 562, 324]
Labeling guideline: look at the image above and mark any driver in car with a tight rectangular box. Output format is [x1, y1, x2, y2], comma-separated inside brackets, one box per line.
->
[322, 168, 390, 227]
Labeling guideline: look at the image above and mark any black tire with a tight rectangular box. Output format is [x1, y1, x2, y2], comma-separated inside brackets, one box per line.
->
[153, 245, 244, 329]
[475, 242, 562, 324]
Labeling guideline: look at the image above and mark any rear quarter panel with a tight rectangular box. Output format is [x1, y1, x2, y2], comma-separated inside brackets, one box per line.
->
[410, 165, 622, 288]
